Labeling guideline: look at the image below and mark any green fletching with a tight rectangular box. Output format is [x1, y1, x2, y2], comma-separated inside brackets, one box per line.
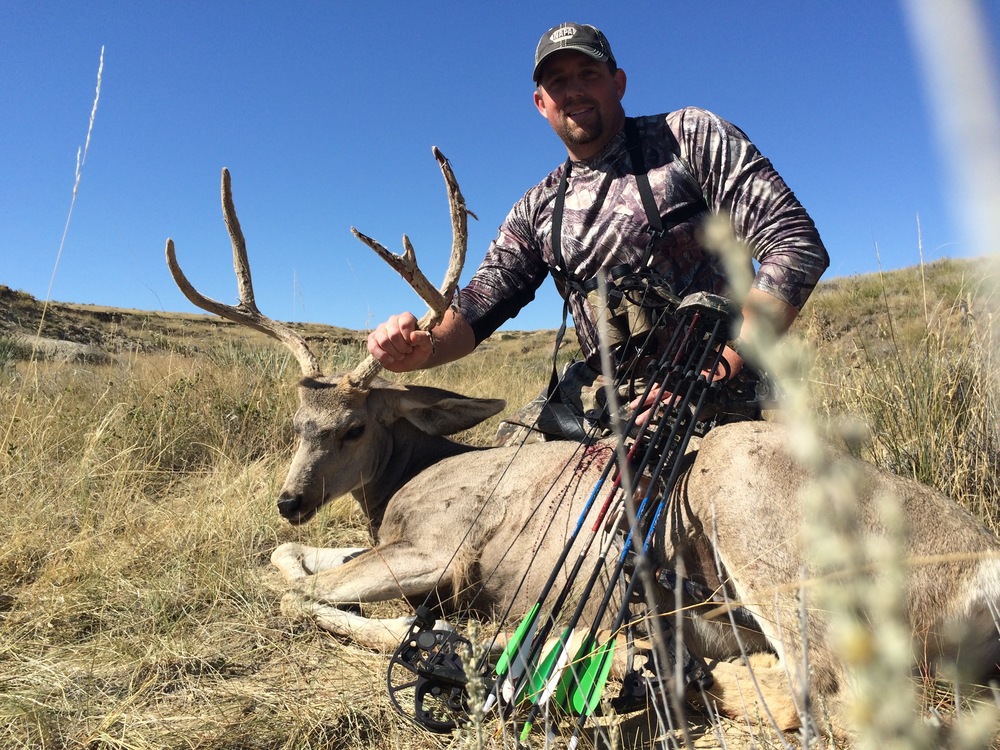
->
[558, 636, 616, 715]
[519, 720, 534, 742]
[495, 603, 539, 677]
[526, 626, 572, 700]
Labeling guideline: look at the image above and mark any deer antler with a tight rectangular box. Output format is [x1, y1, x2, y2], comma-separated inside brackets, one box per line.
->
[165, 168, 323, 378]
[349, 146, 472, 386]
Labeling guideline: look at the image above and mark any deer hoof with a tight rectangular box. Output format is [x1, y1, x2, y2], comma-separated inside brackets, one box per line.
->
[280, 592, 308, 619]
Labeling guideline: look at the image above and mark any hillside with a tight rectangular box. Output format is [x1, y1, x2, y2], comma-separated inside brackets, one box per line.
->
[0, 284, 362, 358]
[1, 256, 994, 364]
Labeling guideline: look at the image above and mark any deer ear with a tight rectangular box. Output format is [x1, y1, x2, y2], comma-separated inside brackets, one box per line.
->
[392, 385, 505, 436]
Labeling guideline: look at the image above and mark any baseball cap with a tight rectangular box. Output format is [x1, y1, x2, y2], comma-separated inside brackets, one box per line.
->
[532, 23, 617, 83]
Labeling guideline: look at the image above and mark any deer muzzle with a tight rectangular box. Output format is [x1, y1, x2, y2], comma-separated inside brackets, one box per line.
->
[276, 492, 318, 525]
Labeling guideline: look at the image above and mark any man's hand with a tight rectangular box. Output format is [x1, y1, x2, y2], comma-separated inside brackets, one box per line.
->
[628, 344, 745, 424]
[367, 312, 434, 372]
[367, 308, 477, 373]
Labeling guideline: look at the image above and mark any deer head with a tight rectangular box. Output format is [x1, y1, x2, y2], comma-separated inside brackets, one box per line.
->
[166, 150, 504, 528]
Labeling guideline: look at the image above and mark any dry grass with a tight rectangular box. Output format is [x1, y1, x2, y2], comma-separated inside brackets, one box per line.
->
[804, 258, 1000, 530]
[1, 256, 998, 749]
[0, 322, 552, 749]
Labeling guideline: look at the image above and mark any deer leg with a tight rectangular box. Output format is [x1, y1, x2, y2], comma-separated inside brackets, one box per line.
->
[282, 597, 454, 651]
[919, 558, 1000, 683]
[271, 542, 369, 582]
[698, 652, 802, 732]
[288, 541, 451, 605]
[280, 541, 454, 649]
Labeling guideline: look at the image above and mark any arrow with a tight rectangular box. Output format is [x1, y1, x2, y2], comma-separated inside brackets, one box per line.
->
[560, 323, 731, 746]
[503, 376, 686, 715]
[557, 499, 667, 726]
[521, 308, 733, 740]
[517, 493, 657, 739]
[501, 501, 627, 707]
[512, 320, 712, 733]
[554, 631, 616, 715]
[492, 378, 667, 706]
[502, 295, 735, 739]
[493, 460, 623, 704]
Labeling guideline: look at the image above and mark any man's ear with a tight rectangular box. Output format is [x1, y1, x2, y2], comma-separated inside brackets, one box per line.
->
[615, 69, 627, 100]
[533, 89, 547, 117]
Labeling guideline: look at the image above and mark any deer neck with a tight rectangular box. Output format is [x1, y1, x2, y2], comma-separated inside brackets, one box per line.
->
[351, 424, 480, 536]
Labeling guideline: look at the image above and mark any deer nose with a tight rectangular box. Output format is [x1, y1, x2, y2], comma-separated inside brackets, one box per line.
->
[277, 493, 302, 519]
[277, 489, 322, 525]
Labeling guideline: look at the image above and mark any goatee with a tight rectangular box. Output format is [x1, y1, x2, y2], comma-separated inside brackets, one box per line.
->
[558, 110, 604, 147]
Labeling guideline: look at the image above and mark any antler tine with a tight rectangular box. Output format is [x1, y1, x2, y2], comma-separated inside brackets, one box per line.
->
[350, 228, 447, 319]
[165, 168, 323, 379]
[220, 168, 256, 310]
[431, 145, 472, 325]
[349, 147, 473, 386]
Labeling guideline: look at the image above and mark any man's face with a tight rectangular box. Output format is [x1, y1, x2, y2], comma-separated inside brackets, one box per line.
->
[533, 50, 627, 160]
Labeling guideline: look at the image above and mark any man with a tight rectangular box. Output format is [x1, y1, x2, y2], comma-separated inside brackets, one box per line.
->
[368, 22, 828, 440]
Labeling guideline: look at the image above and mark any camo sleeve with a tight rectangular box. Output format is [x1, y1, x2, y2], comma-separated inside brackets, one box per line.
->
[457, 188, 553, 345]
[671, 107, 828, 310]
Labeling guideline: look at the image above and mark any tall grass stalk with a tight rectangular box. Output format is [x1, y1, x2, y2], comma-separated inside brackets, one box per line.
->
[6, 46, 105, 472]
[37, 45, 104, 344]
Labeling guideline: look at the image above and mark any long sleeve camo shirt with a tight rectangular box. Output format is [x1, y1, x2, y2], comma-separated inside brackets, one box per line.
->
[457, 107, 829, 370]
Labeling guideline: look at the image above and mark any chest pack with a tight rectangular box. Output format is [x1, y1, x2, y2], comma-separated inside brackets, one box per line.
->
[550, 117, 708, 292]
[540, 118, 708, 439]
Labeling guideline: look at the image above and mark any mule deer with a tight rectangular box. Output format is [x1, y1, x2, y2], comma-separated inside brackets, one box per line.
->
[166, 155, 1000, 737]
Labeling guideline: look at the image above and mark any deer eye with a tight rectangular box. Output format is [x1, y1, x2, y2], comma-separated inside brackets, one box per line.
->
[343, 424, 366, 441]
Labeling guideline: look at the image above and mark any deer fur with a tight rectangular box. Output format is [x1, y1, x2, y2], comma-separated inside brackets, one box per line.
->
[269, 378, 1000, 734]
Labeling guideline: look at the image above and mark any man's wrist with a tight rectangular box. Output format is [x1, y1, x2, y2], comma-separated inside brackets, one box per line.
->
[727, 337, 748, 360]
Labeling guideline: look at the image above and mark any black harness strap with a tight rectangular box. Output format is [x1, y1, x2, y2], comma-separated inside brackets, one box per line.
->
[542, 155, 584, 437]
[542, 118, 675, 433]
[550, 157, 573, 282]
[623, 117, 663, 250]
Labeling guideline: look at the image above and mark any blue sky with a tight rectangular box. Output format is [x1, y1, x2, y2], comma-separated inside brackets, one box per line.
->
[2, 2, 998, 332]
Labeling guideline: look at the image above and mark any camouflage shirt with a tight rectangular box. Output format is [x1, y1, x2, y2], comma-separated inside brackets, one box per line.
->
[457, 107, 829, 369]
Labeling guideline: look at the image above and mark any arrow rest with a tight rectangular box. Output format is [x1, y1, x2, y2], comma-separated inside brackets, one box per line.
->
[387, 605, 476, 733]
[609, 635, 714, 715]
